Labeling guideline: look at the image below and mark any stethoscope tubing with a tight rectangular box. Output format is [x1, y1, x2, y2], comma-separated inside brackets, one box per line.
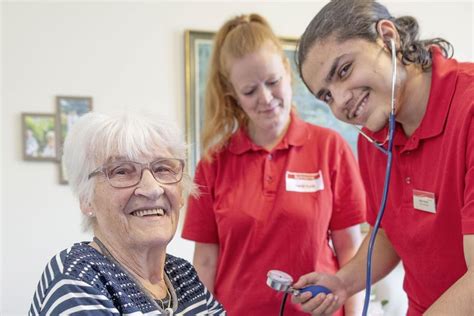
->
[361, 38, 397, 316]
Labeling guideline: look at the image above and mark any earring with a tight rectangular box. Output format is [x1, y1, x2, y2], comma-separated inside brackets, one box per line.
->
[87, 212, 95, 217]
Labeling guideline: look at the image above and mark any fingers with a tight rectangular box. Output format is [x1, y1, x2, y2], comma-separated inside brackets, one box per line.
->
[301, 293, 340, 316]
[291, 291, 312, 305]
[293, 272, 321, 289]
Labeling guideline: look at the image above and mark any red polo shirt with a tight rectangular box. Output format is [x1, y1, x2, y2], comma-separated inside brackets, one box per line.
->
[182, 112, 366, 315]
[359, 48, 474, 315]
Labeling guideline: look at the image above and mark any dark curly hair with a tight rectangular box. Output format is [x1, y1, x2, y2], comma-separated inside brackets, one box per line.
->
[297, 0, 453, 79]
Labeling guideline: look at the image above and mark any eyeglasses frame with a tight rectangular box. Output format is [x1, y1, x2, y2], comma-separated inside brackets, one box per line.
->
[88, 158, 185, 189]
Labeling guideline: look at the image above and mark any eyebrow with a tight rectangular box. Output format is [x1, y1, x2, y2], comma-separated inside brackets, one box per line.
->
[325, 55, 344, 84]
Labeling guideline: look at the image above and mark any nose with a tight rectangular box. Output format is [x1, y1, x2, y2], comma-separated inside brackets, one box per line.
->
[329, 86, 352, 117]
[258, 86, 273, 104]
[134, 169, 165, 199]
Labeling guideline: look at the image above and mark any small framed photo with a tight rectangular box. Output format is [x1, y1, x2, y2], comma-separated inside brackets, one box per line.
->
[22, 113, 57, 161]
[56, 96, 93, 184]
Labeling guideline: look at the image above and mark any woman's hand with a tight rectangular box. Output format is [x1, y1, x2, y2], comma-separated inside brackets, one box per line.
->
[291, 272, 348, 316]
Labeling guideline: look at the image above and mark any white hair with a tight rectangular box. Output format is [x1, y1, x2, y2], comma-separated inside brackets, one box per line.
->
[62, 111, 196, 230]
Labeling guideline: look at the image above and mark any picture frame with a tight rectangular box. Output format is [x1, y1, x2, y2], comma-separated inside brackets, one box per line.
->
[184, 30, 358, 175]
[56, 95, 93, 184]
[22, 113, 58, 161]
[184, 30, 214, 175]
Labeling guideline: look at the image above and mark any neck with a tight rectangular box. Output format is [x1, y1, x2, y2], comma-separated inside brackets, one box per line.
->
[248, 117, 291, 151]
[396, 65, 432, 137]
[91, 235, 168, 298]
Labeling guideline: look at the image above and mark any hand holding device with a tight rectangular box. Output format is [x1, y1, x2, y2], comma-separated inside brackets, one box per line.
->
[266, 270, 332, 297]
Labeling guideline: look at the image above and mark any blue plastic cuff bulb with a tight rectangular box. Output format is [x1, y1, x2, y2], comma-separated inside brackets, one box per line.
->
[298, 285, 332, 297]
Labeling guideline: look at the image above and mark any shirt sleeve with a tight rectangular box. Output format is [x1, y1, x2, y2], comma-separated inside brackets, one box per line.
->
[181, 159, 220, 243]
[328, 134, 367, 230]
[462, 111, 474, 234]
[30, 276, 119, 316]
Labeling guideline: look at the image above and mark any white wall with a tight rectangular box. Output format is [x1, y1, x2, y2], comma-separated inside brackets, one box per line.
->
[0, 1, 3, 311]
[1, 1, 472, 315]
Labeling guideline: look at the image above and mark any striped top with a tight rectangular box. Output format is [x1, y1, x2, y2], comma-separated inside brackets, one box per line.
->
[29, 242, 225, 315]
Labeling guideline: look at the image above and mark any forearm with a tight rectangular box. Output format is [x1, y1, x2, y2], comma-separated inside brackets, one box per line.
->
[193, 242, 219, 293]
[424, 270, 474, 315]
[344, 291, 365, 316]
[194, 260, 217, 292]
[425, 235, 474, 315]
[332, 225, 364, 315]
[336, 228, 400, 297]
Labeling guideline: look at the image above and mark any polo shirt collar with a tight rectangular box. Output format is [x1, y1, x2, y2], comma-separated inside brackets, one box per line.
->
[415, 46, 458, 140]
[360, 47, 458, 150]
[228, 109, 307, 155]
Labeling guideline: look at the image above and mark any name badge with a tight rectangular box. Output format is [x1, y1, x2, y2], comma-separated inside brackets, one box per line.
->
[286, 171, 324, 193]
[413, 189, 436, 213]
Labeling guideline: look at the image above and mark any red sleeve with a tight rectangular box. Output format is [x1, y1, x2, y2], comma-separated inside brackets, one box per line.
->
[462, 111, 474, 234]
[328, 134, 367, 230]
[181, 159, 219, 243]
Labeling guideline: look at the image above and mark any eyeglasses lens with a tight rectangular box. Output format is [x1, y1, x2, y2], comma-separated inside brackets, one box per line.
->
[150, 159, 183, 184]
[105, 159, 183, 188]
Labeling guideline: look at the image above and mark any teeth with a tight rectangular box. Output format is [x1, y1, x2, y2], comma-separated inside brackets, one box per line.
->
[354, 95, 368, 118]
[355, 104, 363, 117]
[132, 208, 165, 217]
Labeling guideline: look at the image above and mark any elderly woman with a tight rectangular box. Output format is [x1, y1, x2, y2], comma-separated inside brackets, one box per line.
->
[29, 112, 225, 315]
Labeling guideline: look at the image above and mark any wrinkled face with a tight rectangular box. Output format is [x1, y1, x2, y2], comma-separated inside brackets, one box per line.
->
[87, 149, 183, 250]
[301, 36, 395, 132]
[229, 42, 292, 136]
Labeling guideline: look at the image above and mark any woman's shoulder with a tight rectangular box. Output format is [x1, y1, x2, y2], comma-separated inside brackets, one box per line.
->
[300, 120, 353, 150]
[194, 143, 234, 177]
[30, 242, 121, 316]
[41, 242, 94, 274]
[303, 120, 342, 137]
[38, 242, 110, 284]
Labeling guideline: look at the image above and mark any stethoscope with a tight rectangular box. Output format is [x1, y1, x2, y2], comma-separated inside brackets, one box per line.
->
[267, 38, 398, 316]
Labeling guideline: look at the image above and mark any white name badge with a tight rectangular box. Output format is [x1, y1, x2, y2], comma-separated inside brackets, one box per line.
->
[286, 171, 324, 193]
[413, 189, 436, 213]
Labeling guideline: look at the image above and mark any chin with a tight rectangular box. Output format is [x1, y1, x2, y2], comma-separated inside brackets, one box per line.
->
[363, 124, 381, 133]
[364, 115, 389, 132]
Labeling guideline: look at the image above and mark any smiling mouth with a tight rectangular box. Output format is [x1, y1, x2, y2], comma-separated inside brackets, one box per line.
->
[347, 92, 369, 120]
[131, 208, 166, 217]
[259, 106, 277, 114]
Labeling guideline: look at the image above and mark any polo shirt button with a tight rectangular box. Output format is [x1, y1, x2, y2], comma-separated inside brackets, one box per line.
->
[405, 177, 411, 184]
[267, 154, 273, 160]
[405, 151, 411, 155]
[267, 176, 273, 182]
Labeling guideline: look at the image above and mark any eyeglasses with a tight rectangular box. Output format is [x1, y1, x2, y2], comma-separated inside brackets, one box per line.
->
[88, 158, 185, 188]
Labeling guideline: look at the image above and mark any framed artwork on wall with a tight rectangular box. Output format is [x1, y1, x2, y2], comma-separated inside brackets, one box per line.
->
[56, 95, 93, 184]
[184, 30, 214, 175]
[184, 30, 358, 175]
[22, 113, 58, 161]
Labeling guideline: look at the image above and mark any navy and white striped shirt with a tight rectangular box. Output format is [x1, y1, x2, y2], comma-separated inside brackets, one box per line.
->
[29, 242, 225, 315]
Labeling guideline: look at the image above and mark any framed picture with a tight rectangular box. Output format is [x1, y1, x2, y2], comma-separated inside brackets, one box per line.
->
[184, 30, 358, 175]
[22, 113, 57, 161]
[56, 96, 93, 184]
